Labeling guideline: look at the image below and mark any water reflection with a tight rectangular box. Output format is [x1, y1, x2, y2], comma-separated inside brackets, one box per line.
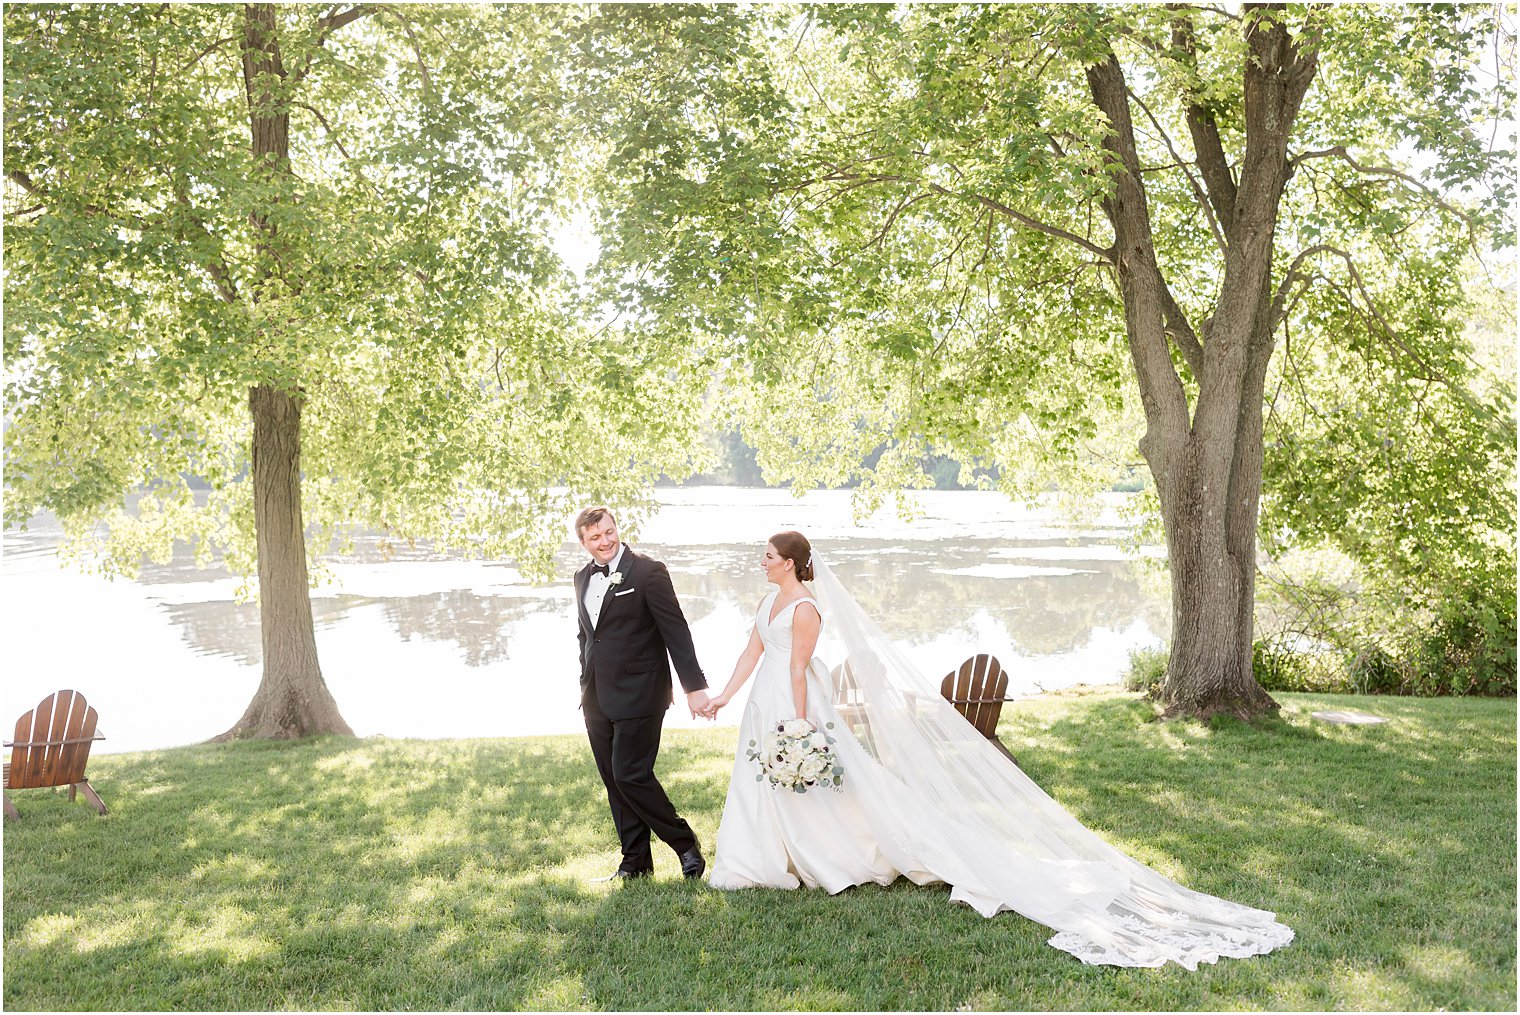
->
[650, 539, 1166, 660]
[158, 597, 364, 667]
[379, 592, 559, 668]
[1, 489, 1169, 754]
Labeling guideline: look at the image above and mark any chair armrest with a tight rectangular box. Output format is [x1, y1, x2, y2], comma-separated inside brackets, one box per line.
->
[3, 734, 106, 748]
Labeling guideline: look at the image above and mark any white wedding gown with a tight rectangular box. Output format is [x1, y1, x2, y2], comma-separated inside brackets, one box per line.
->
[708, 583, 1294, 969]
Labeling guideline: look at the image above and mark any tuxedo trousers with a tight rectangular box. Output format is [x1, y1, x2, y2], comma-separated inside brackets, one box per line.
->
[583, 690, 697, 870]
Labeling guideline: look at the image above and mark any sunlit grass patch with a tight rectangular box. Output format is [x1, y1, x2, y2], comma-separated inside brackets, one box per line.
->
[4, 692, 1513, 1010]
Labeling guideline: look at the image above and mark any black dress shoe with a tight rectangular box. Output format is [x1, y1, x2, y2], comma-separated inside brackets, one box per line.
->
[678, 843, 706, 880]
[611, 867, 653, 880]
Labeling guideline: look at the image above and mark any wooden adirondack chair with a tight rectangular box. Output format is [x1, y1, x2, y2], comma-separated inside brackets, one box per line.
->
[830, 660, 870, 737]
[940, 654, 1018, 764]
[3, 689, 107, 819]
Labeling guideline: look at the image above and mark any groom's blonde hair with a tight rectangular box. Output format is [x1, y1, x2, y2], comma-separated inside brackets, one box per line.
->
[575, 505, 616, 537]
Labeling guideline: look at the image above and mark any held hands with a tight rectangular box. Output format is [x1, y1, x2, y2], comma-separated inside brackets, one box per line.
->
[696, 693, 729, 721]
[686, 689, 712, 719]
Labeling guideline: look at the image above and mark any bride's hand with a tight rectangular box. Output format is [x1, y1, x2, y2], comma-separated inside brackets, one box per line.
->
[703, 695, 729, 719]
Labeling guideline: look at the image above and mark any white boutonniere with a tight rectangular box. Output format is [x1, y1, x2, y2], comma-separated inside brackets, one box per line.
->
[608, 571, 625, 586]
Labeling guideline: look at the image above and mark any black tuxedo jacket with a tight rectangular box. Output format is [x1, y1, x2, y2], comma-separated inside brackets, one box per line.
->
[575, 545, 707, 720]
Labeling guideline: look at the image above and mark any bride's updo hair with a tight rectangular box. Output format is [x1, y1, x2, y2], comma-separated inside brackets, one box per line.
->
[770, 530, 814, 582]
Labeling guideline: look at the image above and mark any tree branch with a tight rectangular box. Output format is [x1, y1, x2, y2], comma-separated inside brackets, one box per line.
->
[1288, 144, 1478, 224]
[168, 179, 240, 304]
[785, 11, 838, 118]
[1268, 243, 1338, 327]
[1176, 3, 1243, 22]
[322, 3, 375, 34]
[7, 169, 41, 198]
[924, 180, 1116, 260]
[1169, 6, 1238, 235]
[11, 168, 240, 303]
[1126, 83, 1227, 254]
[863, 189, 933, 252]
[292, 101, 354, 161]
[1084, 48, 1193, 445]
[293, 4, 377, 83]
[379, 4, 434, 93]
[1310, 245, 1455, 387]
[181, 35, 239, 73]
[799, 169, 1115, 261]
[1159, 286, 1205, 377]
[8, 169, 153, 230]
[928, 207, 987, 272]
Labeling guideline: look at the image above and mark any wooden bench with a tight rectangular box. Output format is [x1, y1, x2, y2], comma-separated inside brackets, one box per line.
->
[4, 689, 107, 819]
[940, 654, 1018, 764]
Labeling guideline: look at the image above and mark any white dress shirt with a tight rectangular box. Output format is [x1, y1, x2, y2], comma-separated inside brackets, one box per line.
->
[583, 544, 626, 629]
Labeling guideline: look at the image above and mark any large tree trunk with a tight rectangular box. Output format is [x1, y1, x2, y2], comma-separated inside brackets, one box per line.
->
[1163, 268, 1281, 719]
[1158, 435, 1278, 720]
[1087, 8, 1318, 720]
[217, 386, 353, 740]
[217, 3, 353, 740]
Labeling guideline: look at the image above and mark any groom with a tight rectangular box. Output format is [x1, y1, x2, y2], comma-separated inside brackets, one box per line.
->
[573, 506, 710, 880]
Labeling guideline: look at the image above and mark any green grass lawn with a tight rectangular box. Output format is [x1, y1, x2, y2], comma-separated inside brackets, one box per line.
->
[4, 690, 1514, 1011]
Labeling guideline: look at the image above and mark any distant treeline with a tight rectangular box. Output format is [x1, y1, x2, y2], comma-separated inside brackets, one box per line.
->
[659, 430, 1147, 492]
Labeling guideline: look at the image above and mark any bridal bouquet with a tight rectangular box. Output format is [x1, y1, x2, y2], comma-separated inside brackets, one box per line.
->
[748, 718, 844, 793]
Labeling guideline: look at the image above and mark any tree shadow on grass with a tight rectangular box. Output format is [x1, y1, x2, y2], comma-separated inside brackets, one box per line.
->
[4, 699, 1513, 1011]
[1000, 694, 1515, 1008]
[5, 725, 790, 1008]
[4, 733, 627, 1009]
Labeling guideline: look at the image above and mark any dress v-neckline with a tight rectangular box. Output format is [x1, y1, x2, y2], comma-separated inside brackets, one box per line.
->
[766, 590, 815, 626]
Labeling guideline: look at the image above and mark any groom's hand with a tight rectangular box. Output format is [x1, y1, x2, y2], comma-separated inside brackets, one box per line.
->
[686, 689, 711, 719]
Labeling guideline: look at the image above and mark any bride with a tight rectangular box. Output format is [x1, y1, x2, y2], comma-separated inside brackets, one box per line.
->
[699, 530, 1293, 970]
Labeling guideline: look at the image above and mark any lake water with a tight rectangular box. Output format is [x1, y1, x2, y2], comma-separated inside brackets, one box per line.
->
[1, 487, 1169, 755]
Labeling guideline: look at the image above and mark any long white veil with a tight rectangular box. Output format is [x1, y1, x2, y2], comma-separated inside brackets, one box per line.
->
[807, 553, 1294, 969]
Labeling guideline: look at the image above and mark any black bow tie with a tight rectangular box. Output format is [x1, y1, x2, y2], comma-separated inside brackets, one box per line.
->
[590, 563, 610, 577]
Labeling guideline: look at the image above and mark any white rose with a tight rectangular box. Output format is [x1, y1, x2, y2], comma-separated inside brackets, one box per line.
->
[782, 718, 813, 738]
[799, 756, 826, 781]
